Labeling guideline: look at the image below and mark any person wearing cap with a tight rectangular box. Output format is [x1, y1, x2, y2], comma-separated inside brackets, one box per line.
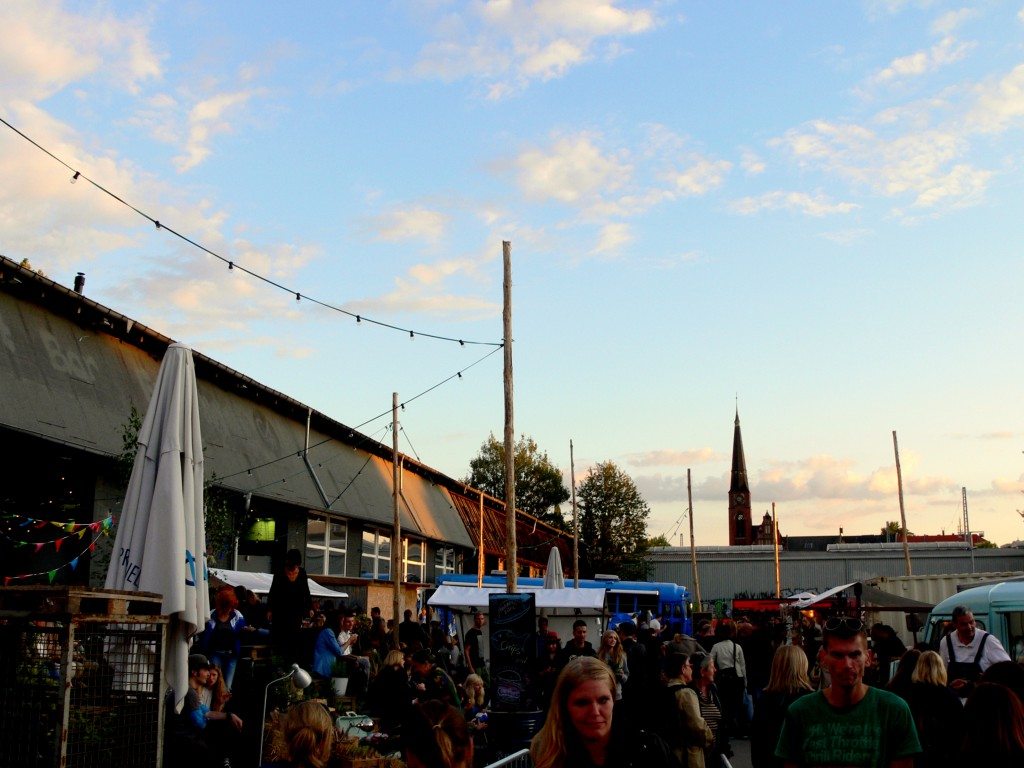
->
[775, 617, 920, 768]
[169, 654, 243, 767]
[410, 648, 461, 708]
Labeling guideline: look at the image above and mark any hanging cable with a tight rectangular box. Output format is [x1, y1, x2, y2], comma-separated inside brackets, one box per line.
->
[0, 116, 502, 347]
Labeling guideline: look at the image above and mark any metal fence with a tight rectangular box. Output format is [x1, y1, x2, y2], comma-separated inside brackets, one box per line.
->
[483, 748, 532, 768]
[0, 586, 167, 768]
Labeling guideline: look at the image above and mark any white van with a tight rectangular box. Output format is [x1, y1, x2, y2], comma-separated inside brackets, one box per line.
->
[924, 580, 1024, 662]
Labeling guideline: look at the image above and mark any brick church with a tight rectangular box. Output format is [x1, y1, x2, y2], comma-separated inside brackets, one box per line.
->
[727, 409, 780, 546]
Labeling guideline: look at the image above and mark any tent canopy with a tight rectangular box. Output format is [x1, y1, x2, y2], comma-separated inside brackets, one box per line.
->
[428, 584, 605, 615]
[791, 582, 933, 612]
[210, 568, 348, 599]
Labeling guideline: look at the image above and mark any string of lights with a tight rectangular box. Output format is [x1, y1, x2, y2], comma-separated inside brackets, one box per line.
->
[217, 344, 501, 483]
[0, 115, 503, 348]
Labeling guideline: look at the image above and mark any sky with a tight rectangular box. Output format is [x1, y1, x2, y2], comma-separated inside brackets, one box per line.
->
[2, 1, 1023, 548]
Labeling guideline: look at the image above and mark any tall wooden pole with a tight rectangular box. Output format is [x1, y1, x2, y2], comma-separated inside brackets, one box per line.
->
[571, 439, 579, 588]
[391, 393, 402, 646]
[772, 502, 781, 599]
[892, 430, 912, 576]
[687, 469, 701, 610]
[477, 489, 485, 587]
[502, 241, 517, 593]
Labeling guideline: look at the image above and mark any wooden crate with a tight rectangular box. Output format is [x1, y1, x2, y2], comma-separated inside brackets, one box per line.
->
[0, 585, 164, 618]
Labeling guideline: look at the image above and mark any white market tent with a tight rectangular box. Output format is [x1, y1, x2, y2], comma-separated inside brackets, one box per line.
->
[210, 567, 349, 599]
[428, 585, 606, 615]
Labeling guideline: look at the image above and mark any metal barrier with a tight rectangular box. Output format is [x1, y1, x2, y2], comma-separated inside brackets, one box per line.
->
[483, 747, 532, 768]
[0, 586, 167, 768]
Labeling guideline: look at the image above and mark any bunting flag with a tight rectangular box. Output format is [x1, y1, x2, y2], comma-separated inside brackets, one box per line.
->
[1, 514, 115, 549]
[2, 529, 109, 585]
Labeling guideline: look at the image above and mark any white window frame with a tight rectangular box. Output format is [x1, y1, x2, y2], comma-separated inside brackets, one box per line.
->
[361, 528, 392, 580]
[404, 537, 425, 582]
[305, 515, 347, 576]
[434, 545, 458, 576]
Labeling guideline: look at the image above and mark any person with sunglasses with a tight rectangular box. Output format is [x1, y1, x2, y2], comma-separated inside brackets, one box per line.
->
[775, 616, 921, 768]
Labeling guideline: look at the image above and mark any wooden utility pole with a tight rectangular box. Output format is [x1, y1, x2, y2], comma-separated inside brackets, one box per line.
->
[687, 469, 701, 610]
[571, 440, 579, 588]
[477, 489, 485, 587]
[892, 430, 912, 576]
[502, 241, 517, 593]
[772, 502, 781, 599]
[391, 393, 401, 647]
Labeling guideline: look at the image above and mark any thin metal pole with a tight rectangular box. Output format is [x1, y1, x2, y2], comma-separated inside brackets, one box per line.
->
[773, 502, 781, 599]
[503, 241, 517, 593]
[392, 393, 401, 645]
[963, 487, 975, 574]
[571, 439, 579, 588]
[687, 469, 701, 610]
[892, 430, 912, 576]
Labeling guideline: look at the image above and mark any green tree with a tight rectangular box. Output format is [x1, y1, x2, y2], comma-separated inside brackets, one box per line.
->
[465, 433, 570, 528]
[881, 520, 913, 541]
[577, 461, 650, 578]
[645, 534, 671, 548]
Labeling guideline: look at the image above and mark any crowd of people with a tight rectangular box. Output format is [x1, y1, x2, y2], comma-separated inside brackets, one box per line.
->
[168, 552, 1024, 768]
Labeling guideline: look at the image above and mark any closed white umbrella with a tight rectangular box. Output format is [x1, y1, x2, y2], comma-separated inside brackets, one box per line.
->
[105, 343, 209, 712]
[543, 546, 566, 590]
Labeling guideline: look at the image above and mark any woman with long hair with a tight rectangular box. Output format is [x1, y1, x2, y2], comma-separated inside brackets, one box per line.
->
[709, 620, 748, 739]
[531, 656, 674, 768]
[664, 652, 713, 768]
[907, 651, 968, 768]
[750, 646, 813, 768]
[690, 652, 731, 766]
[278, 700, 334, 768]
[886, 648, 921, 703]
[960, 682, 1024, 762]
[403, 700, 474, 768]
[596, 630, 629, 701]
[203, 664, 232, 713]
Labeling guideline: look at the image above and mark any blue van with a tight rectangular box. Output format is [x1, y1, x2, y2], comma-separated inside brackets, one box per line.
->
[924, 580, 1024, 661]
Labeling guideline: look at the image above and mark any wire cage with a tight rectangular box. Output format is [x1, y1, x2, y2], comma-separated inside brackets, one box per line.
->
[0, 586, 167, 768]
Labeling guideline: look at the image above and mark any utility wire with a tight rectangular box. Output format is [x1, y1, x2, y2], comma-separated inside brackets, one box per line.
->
[0, 115, 502, 348]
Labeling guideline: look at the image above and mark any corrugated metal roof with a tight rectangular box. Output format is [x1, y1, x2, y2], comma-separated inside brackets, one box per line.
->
[449, 489, 571, 570]
[0, 259, 471, 547]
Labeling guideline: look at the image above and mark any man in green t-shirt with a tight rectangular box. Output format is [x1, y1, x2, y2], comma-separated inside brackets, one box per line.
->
[776, 616, 921, 768]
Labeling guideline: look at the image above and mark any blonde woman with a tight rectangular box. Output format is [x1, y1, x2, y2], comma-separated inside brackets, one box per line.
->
[750, 646, 813, 768]
[531, 656, 674, 768]
[596, 630, 629, 701]
[279, 700, 334, 768]
[367, 649, 412, 735]
[403, 700, 473, 768]
[907, 650, 961, 768]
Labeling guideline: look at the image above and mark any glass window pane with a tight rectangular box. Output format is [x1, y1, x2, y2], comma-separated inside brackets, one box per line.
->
[327, 551, 346, 576]
[306, 548, 325, 576]
[307, 518, 326, 547]
[361, 554, 376, 579]
[329, 522, 346, 551]
[362, 530, 376, 556]
[378, 535, 391, 561]
[407, 540, 422, 561]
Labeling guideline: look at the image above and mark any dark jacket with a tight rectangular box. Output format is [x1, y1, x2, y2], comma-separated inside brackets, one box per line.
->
[750, 689, 811, 768]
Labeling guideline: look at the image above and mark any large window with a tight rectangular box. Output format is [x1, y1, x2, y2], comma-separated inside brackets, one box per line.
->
[434, 546, 459, 576]
[404, 538, 425, 582]
[361, 529, 391, 580]
[305, 516, 347, 576]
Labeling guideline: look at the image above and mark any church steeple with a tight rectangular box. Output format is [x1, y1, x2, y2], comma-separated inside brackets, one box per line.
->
[728, 406, 752, 545]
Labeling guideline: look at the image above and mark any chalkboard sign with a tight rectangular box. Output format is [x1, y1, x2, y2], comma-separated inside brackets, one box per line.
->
[488, 592, 536, 710]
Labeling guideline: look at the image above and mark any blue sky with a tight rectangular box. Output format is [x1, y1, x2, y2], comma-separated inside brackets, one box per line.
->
[2, 1, 1022, 547]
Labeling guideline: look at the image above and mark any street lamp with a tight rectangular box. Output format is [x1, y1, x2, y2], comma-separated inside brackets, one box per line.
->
[258, 663, 313, 766]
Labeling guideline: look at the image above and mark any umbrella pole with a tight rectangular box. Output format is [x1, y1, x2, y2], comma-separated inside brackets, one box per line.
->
[392, 393, 401, 648]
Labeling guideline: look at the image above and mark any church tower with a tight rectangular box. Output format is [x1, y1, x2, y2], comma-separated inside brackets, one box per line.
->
[728, 408, 752, 545]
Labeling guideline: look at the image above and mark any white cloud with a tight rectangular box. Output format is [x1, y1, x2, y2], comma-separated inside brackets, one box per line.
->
[625, 448, 722, 467]
[515, 134, 632, 204]
[870, 36, 974, 86]
[820, 228, 873, 245]
[666, 158, 732, 195]
[741, 150, 766, 175]
[174, 89, 263, 172]
[773, 119, 992, 209]
[930, 8, 976, 35]
[730, 190, 859, 217]
[591, 222, 632, 255]
[0, 0, 161, 101]
[413, 0, 660, 96]
[371, 206, 451, 243]
[966, 63, 1024, 134]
